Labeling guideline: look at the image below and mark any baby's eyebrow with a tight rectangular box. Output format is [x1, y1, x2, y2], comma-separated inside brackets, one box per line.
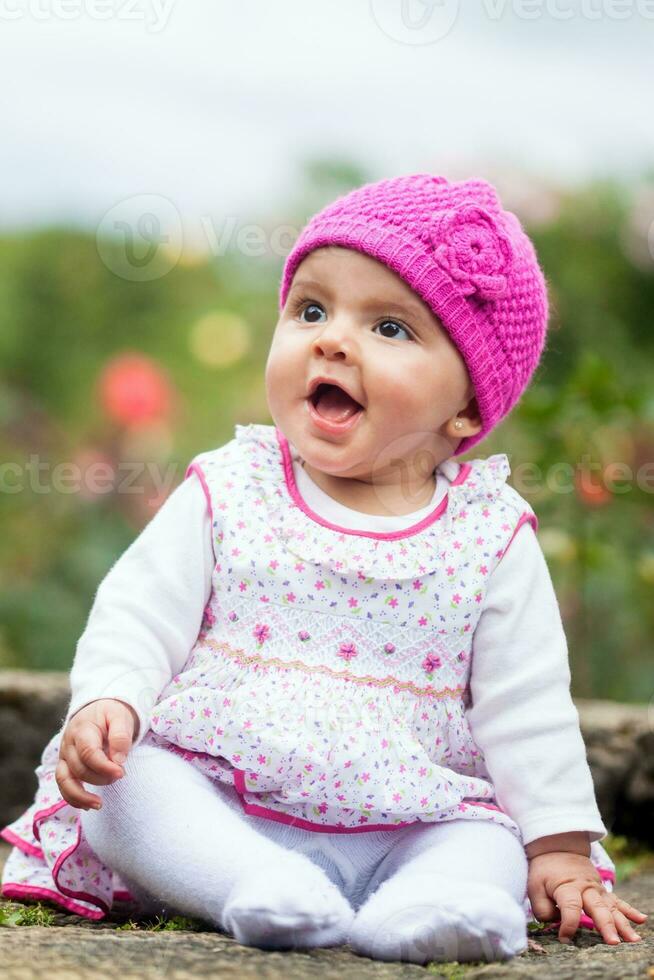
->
[290, 278, 429, 327]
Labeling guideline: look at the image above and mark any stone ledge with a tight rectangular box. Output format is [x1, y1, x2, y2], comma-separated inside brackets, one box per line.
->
[0, 839, 652, 980]
[1, 671, 652, 843]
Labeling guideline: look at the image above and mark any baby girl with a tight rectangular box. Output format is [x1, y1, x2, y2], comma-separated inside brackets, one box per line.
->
[1, 173, 647, 964]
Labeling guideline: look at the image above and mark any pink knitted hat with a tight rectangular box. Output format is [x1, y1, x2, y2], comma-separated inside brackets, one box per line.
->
[278, 173, 549, 456]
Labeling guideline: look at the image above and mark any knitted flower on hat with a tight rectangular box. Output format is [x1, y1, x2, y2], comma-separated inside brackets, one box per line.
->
[279, 174, 550, 456]
[430, 203, 514, 301]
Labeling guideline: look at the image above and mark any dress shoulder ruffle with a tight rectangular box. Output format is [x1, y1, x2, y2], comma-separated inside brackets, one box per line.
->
[230, 423, 515, 579]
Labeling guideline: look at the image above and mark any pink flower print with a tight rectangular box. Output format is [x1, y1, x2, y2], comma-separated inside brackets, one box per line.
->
[298, 630, 311, 642]
[383, 642, 395, 654]
[420, 797, 429, 807]
[412, 579, 423, 590]
[475, 590, 483, 604]
[285, 592, 296, 602]
[452, 594, 462, 604]
[419, 767, 427, 777]
[318, 802, 328, 814]
[348, 597, 358, 608]
[202, 707, 212, 718]
[386, 597, 398, 608]
[453, 540, 462, 550]
[392, 792, 402, 803]
[222, 698, 231, 707]
[294, 562, 305, 571]
[430, 203, 513, 301]
[243, 719, 252, 728]
[231, 548, 241, 557]
[239, 581, 248, 592]
[344, 759, 353, 768]
[260, 595, 269, 603]
[315, 580, 326, 590]
[381, 739, 388, 749]
[228, 611, 238, 622]
[361, 772, 370, 782]
[337, 642, 358, 661]
[457, 802, 468, 812]
[418, 616, 428, 626]
[446, 566, 455, 576]
[476, 537, 484, 545]
[253, 623, 270, 645]
[422, 653, 442, 673]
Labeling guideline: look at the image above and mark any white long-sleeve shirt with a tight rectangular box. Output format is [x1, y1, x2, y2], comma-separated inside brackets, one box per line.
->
[66, 452, 607, 847]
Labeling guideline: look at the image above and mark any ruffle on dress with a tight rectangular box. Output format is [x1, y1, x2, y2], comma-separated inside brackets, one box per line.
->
[0, 732, 131, 918]
[148, 634, 501, 826]
[235, 423, 514, 580]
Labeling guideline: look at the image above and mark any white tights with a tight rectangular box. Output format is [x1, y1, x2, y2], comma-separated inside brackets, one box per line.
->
[81, 743, 528, 963]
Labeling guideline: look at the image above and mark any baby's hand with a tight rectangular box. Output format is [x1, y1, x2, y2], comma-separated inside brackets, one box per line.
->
[56, 699, 139, 810]
[528, 850, 648, 945]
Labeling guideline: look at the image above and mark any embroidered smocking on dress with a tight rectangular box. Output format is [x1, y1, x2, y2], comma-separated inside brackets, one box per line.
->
[1, 422, 615, 922]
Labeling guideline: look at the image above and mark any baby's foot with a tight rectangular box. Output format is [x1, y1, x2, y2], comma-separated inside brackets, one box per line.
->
[348, 873, 527, 964]
[222, 854, 354, 950]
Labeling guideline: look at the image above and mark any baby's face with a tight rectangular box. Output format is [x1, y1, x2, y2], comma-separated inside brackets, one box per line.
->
[265, 245, 479, 490]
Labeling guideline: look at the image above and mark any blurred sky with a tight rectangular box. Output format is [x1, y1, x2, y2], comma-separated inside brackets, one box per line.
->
[1, 0, 653, 243]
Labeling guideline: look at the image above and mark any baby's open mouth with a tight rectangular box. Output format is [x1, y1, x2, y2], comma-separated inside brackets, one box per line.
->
[309, 383, 365, 423]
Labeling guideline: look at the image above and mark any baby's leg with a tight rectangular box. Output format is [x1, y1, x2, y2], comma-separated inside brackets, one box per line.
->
[80, 743, 353, 949]
[348, 818, 528, 964]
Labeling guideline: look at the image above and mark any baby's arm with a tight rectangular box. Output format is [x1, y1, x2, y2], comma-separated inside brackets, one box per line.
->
[56, 471, 214, 808]
[466, 522, 646, 942]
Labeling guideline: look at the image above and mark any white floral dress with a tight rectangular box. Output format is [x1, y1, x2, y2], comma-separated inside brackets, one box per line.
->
[1, 422, 614, 923]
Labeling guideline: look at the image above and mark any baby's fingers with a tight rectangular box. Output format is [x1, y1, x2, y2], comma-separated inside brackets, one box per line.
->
[554, 883, 583, 943]
[66, 744, 123, 787]
[582, 889, 621, 945]
[55, 758, 102, 810]
[615, 897, 648, 924]
[75, 725, 124, 780]
[610, 907, 643, 943]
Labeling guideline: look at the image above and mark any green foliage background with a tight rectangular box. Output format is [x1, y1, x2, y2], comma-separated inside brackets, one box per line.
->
[1, 161, 653, 703]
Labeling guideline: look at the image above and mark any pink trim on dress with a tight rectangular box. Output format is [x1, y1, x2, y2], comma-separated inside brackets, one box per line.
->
[1, 882, 106, 920]
[275, 426, 472, 540]
[185, 462, 215, 526]
[232, 768, 507, 833]
[1, 815, 111, 919]
[32, 800, 67, 842]
[0, 826, 44, 859]
[498, 510, 539, 563]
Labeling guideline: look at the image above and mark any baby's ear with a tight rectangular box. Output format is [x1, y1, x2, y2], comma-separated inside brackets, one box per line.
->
[460, 395, 482, 433]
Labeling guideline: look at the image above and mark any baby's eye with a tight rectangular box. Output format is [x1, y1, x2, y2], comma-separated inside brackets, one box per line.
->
[373, 320, 413, 342]
[297, 302, 326, 323]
